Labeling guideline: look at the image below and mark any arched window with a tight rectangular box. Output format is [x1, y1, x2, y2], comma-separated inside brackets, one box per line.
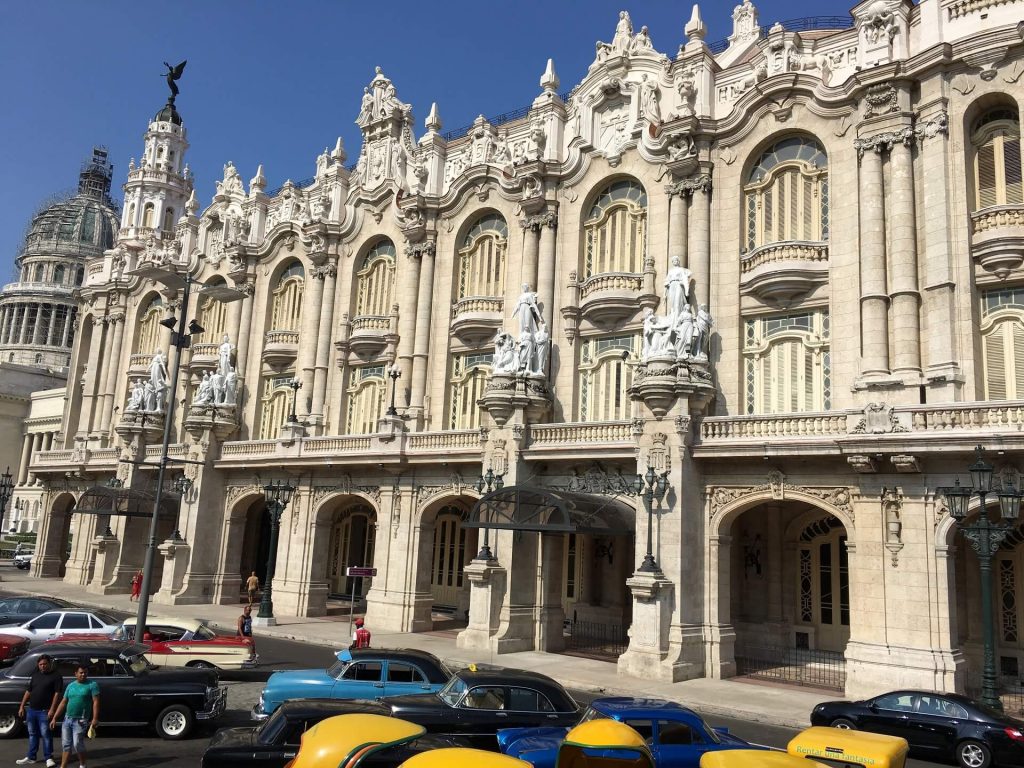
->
[744, 310, 831, 414]
[134, 295, 164, 354]
[578, 334, 637, 422]
[126, 203, 136, 228]
[347, 365, 386, 435]
[973, 107, 1022, 210]
[257, 374, 293, 440]
[430, 505, 475, 608]
[743, 136, 829, 253]
[269, 261, 304, 332]
[54, 265, 65, 285]
[458, 214, 508, 300]
[354, 241, 396, 318]
[34, 265, 44, 282]
[195, 278, 228, 345]
[583, 180, 647, 279]
[981, 287, 1024, 399]
[74, 267, 84, 286]
[448, 352, 492, 430]
[142, 203, 155, 229]
[162, 208, 175, 232]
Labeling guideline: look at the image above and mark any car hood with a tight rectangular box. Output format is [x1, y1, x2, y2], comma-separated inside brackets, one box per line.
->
[264, 669, 335, 695]
[497, 727, 567, 756]
[382, 692, 443, 712]
[206, 725, 257, 750]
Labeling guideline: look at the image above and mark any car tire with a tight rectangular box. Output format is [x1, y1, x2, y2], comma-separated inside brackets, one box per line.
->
[155, 704, 194, 740]
[956, 740, 992, 768]
[186, 660, 217, 670]
[831, 718, 857, 730]
[0, 713, 22, 739]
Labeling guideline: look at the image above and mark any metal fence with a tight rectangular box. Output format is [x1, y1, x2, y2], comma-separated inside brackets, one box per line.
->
[967, 686, 1024, 716]
[564, 620, 628, 659]
[707, 16, 854, 54]
[735, 645, 846, 691]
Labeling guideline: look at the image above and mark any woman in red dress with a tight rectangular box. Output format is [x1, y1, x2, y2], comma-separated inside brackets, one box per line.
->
[130, 570, 142, 601]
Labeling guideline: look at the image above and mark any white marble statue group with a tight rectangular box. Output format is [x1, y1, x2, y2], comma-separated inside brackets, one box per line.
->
[191, 334, 239, 408]
[641, 256, 713, 363]
[126, 349, 170, 413]
[493, 285, 551, 376]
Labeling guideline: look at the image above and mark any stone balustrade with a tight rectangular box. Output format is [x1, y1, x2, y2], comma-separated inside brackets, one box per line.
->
[31, 450, 73, 466]
[907, 401, 1024, 431]
[531, 421, 633, 445]
[701, 412, 847, 440]
[407, 430, 479, 450]
[579, 272, 643, 299]
[264, 330, 300, 345]
[301, 436, 373, 453]
[450, 297, 503, 318]
[128, 353, 151, 370]
[971, 204, 1024, 233]
[740, 241, 829, 274]
[351, 315, 390, 332]
[221, 440, 278, 456]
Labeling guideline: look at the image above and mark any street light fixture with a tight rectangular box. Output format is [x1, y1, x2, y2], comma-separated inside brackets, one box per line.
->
[256, 479, 296, 625]
[287, 378, 303, 424]
[385, 364, 402, 417]
[632, 467, 669, 574]
[127, 264, 244, 641]
[941, 445, 1021, 712]
[171, 475, 192, 541]
[0, 468, 13, 550]
[474, 468, 505, 561]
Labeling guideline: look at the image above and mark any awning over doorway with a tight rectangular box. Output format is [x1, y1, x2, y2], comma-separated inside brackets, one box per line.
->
[464, 485, 635, 535]
[74, 484, 181, 519]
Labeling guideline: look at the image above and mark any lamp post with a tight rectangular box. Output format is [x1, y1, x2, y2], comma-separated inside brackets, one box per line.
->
[631, 467, 669, 574]
[127, 264, 244, 641]
[941, 445, 1021, 712]
[287, 378, 303, 424]
[474, 468, 505, 561]
[256, 479, 296, 625]
[171, 475, 192, 541]
[0, 468, 13, 549]
[385, 364, 402, 417]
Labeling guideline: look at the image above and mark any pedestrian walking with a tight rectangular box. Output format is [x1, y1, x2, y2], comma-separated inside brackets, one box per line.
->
[352, 617, 371, 649]
[16, 654, 62, 767]
[49, 664, 99, 768]
[237, 605, 258, 662]
[129, 570, 142, 602]
[245, 571, 260, 605]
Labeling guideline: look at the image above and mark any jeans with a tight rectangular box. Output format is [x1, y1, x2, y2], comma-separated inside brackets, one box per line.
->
[25, 707, 52, 760]
[60, 718, 88, 755]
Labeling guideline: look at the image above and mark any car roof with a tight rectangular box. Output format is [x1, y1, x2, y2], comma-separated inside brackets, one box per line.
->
[350, 648, 442, 664]
[30, 640, 147, 655]
[122, 616, 203, 631]
[454, 666, 572, 699]
[592, 697, 699, 717]
[277, 698, 391, 717]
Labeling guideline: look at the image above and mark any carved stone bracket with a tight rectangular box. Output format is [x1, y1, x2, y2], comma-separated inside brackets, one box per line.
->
[848, 455, 877, 473]
[914, 111, 949, 143]
[890, 454, 920, 473]
[881, 486, 904, 567]
[479, 373, 552, 426]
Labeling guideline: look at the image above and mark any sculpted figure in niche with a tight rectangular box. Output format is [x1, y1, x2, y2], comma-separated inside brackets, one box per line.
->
[531, 322, 550, 376]
[664, 256, 693, 324]
[224, 369, 238, 406]
[511, 284, 542, 335]
[674, 304, 695, 359]
[642, 308, 672, 359]
[638, 75, 661, 124]
[493, 331, 517, 374]
[211, 370, 226, 405]
[192, 371, 213, 405]
[691, 304, 714, 360]
[517, 330, 536, 374]
[150, 349, 169, 394]
[126, 379, 145, 411]
[218, 334, 234, 377]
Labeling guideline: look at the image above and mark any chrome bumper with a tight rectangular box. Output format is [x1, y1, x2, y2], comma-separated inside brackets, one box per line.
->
[197, 686, 228, 721]
[250, 702, 270, 722]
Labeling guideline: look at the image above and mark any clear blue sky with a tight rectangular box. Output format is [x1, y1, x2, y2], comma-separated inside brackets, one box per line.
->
[0, 1, 855, 273]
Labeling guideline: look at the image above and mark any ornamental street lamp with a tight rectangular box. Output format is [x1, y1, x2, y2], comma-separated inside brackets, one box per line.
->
[256, 479, 296, 625]
[287, 378, 303, 424]
[385, 364, 402, 417]
[474, 468, 505, 561]
[632, 467, 669, 574]
[941, 445, 1021, 712]
[171, 475, 193, 541]
[0, 467, 13, 548]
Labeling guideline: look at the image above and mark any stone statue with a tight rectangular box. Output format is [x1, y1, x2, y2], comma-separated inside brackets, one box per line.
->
[315, 147, 330, 179]
[210, 370, 226, 405]
[612, 11, 633, 52]
[642, 308, 672, 360]
[150, 350, 169, 396]
[639, 75, 661, 124]
[143, 381, 157, 412]
[126, 379, 145, 411]
[674, 304, 695, 359]
[161, 60, 187, 103]
[192, 371, 213, 405]
[511, 284, 542, 336]
[493, 331, 517, 374]
[631, 25, 653, 53]
[223, 369, 238, 406]
[691, 304, 714, 360]
[357, 87, 374, 123]
[391, 138, 409, 191]
[531, 322, 550, 376]
[664, 256, 693, 324]
[517, 330, 536, 374]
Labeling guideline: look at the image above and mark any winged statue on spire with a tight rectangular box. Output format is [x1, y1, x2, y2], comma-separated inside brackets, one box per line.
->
[162, 60, 187, 103]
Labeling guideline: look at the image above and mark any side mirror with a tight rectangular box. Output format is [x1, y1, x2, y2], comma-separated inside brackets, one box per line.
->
[868, 703, 878, 712]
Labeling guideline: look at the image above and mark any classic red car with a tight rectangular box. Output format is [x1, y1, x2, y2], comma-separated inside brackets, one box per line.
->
[0, 633, 30, 665]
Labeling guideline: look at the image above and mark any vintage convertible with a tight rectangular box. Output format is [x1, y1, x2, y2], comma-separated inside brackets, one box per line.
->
[499, 697, 758, 768]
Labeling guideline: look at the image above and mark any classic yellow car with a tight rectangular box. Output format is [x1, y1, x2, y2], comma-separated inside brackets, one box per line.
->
[787, 726, 908, 768]
[555, 720, 656, 768]
[702, 752, 830, 768]
[400, 749, 534, 768]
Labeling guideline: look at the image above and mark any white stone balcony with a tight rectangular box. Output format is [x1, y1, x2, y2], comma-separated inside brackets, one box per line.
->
[739, 240, 829, 305]
[527, 421, 635, 460]
[128, 353, 151, 375]
[970, 205, 1024, 279]
[349, 315, 392, 355]
[579, 272, 644, 326]
[188, 342, 219, 370]
[262, 330, 299, 366]
[450, 297, 503, 344]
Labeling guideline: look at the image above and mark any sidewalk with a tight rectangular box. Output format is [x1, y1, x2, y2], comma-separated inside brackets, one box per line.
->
[0, 568, 840, 729]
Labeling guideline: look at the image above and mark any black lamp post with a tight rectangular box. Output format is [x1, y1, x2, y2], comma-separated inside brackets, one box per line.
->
[171, 475, 192, 541]
[385, 364, 402, 417]
[941, 445, 1021, 712]
[287, 378, 303, 424]
[256, 479, 296, 624]
[474, 468, 505, 561]
[0, 468, 13, 548]
[632, 467, 669, 574]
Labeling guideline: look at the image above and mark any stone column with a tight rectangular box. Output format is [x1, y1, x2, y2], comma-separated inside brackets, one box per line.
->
[519, 217, 542, 292]
[311, 262, 338, 421]
[17, 434, 32, 485]
[396, 247, 423, 391]
[687, 176, 712, 308]
[666, 183, 690, 265]
[233, 284, 255, 378]
[857, 139, 890, 377]
[98, 314, 126, 435]
[0, 306, 10, 343]
[42, 432, 53, 451]
[536, 213, 558, 331]
[705, 534, 737, 678]
[77, 319, 105, 436]
[18, 304, 32, 344]
[888, 132, 921, 377]
[297, 268, 326, 416]
[45, 306, 58, 346]
[27, 434, 43, 484]
[410, 241, 437, 418]
[60, 308, 73, 347]
[31, 305, 45, 345]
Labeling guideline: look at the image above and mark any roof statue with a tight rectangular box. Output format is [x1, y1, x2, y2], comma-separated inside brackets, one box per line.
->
[162, 60, 187, 104]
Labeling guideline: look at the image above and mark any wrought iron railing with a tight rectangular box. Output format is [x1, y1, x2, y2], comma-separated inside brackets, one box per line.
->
[565, 620, 628, 659]
[735, 644, 846, 691]
[967, 686, 1024, 715]
[707, 16, 853, 54]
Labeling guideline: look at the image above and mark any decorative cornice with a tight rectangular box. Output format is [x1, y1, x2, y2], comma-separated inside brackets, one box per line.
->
[854, 128, 914, 158]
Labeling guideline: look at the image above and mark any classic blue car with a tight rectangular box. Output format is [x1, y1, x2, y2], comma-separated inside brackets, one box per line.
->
[253, 648, 450, 719]
[498, 698, 760, 768]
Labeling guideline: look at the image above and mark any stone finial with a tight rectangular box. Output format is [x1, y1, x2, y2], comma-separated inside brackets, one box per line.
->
[332, 137, 346, 163]
[185, 188, 199, 216]
[729, 0, 760, 46]
[685, 4, 706, 42]
[249, 164, 266, 193]
[540, 58, 560, 92]
[425, 102, 442, 133]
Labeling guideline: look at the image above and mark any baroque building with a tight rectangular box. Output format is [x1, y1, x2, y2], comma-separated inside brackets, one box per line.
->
[26, 0, 1024, 702]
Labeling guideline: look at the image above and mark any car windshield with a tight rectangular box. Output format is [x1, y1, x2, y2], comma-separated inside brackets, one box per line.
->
[327, 660, 347, 679]
[579, 706, 611, 724]
[257, 708, 287, 744]
[122, 651, 154, 673]
[110, 624, 129, 641]
[438, 675, 468, 706]
[194, 625, 216, 641]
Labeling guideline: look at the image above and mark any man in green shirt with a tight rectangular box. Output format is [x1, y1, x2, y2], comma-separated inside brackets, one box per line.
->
[48, 665, 99, 768]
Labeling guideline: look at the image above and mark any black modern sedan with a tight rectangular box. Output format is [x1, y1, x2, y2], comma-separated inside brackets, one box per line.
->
[203, 699, 467, 768]
[810, 689, 1024, 768]
[0, 596, 76, 627]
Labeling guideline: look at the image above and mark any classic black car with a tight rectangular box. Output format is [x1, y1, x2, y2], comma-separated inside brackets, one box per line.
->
[379, 666, 580, 747]
[811, 689, 1024, 768]
[0, 640, 227, 740]
[203, 699, 467, 768]
[0, 596, 76, 627]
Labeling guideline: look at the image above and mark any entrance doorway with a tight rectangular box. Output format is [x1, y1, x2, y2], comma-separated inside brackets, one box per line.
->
[327, 505, 375, 597]
[430, 506, 476, 609]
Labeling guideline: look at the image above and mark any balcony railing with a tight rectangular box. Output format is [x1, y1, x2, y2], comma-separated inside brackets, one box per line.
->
[701, 412, 847, 440]
[451, 297, 503, 318]
[740, 241, 828, 274]
[579, 272, 643, 299]
[407, 430, 479, 450]
[531, 421, 633, 446]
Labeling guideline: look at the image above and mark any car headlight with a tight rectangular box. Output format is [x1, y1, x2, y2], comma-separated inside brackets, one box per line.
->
[814, 705, 826, 712]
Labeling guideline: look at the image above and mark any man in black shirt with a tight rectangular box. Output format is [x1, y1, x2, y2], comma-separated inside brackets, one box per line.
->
[17, 654, 63, 767]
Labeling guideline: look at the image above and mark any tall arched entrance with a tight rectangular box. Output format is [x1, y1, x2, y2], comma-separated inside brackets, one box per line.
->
[326, 503, 376, 597]
[36, 493, 76, 578]
[238, 499, 271, 586]
[429, 505, 477, 611]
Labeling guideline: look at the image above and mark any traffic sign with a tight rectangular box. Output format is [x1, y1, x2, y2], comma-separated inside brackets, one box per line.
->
[346, 566, 377, 577]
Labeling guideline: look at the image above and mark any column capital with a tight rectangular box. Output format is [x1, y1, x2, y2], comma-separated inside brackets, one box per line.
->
[405, 239, 436, 260]
[854, 128, 914, 158]
[313, 263, 337, 281]
[519, 211, 558, 231]
[665, 173, 712, 198]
